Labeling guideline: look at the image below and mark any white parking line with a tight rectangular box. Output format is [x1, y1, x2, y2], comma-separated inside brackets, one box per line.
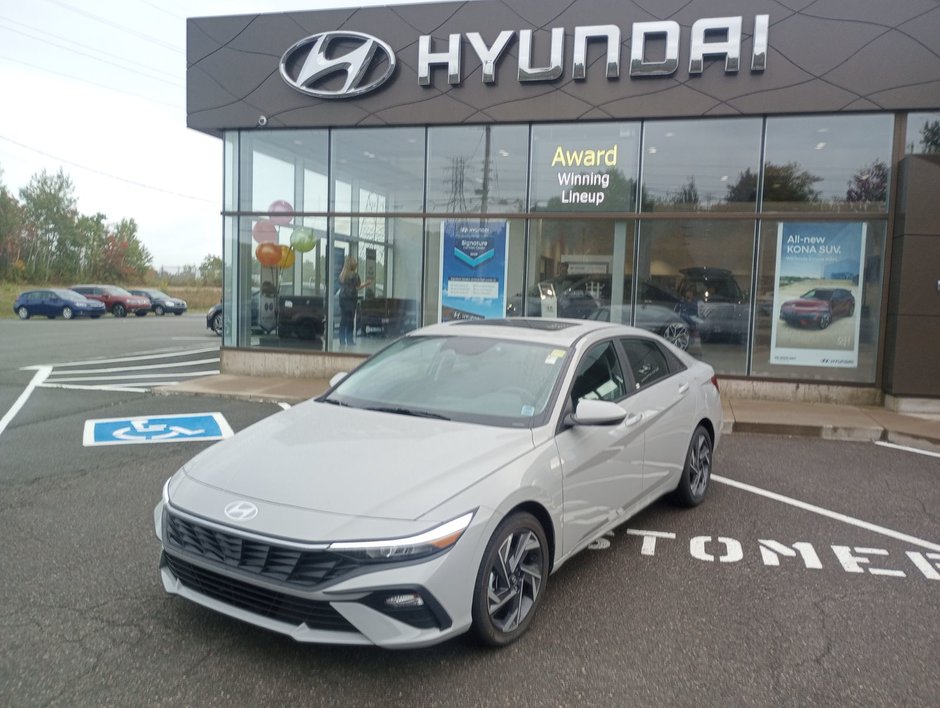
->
[52, 346, 219, 367]
[712, 474, 940, 553]
[874, 441, 940, 459]
[0, 366, 51, 440]
[46, 357, 220, 375]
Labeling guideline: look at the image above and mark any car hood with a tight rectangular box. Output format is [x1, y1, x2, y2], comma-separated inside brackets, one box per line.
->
[172, 400, 534, 525]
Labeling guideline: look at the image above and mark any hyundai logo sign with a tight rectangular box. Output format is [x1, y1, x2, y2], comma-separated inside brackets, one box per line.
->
[224, 500, 259, 521]
[279, 31, 397, 99]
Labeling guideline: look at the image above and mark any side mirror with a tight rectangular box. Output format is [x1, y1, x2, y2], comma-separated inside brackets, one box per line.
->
[566, 399, 627, 426]
[329, 372, 348, 388]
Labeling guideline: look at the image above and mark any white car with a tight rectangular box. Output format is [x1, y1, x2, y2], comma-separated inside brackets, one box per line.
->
[155, 318, 723, 648]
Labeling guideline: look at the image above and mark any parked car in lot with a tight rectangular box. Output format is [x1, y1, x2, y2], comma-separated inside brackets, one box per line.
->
[155, 318, 722, 648]
[70, 284, 151, 317]
[129, 288, 188, 316]
[13, 288, 107, 320]
[780, 287, 855, 329]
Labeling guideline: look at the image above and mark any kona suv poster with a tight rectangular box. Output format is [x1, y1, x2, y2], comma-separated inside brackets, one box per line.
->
[439, 220, 508, 321]
[770, 222, 866, 368]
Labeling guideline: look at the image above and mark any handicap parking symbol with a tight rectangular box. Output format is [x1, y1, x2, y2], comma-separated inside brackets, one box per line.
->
[83, 412, 234, 447]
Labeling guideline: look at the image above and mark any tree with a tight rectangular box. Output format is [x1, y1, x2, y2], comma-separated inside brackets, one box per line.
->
[846, 160, 888, 206]
[0, 169, 26, 281]
[18, 169, 81, 282]
[199, 254, 223, 286]
[919, 120, 940, 153]
[727, 162, 822, 206]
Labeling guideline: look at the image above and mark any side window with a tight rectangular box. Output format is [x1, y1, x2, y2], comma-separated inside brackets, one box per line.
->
[620, 338, 670, 389]
[570, 342, 627, 407]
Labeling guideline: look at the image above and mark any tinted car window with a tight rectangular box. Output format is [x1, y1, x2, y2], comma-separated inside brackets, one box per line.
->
[620, 338, 670, 389]
[570, 342, 627, 406]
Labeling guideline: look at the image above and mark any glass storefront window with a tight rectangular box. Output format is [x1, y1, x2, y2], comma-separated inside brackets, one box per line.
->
[529, 123, 640, 212]
[750, 219, 885, 383]
[426, 125, 529, 213]
[641, 118, 762, 212]
[331, 217, 423, 355]
[762, 114, 893, 213]
[906, 112, 940, 154]
[636, 220, 756, 374]
[423, 218, 526, 325]
[331, 128, 425, 213]
[238, 130, 328, 214]
[525, 218, 634, 325]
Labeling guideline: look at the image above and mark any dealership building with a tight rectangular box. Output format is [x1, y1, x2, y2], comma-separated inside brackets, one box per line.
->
[187, 0, 940, 407]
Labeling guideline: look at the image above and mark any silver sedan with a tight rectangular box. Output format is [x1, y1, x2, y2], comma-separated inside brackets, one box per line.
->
[154, 318, 723, 648]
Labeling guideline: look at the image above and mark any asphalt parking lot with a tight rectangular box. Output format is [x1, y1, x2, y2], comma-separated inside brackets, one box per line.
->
[1, 318, 937, 706]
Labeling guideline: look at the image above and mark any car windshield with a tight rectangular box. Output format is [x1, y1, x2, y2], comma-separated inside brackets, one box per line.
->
[325, 335, 570, 427]
[104, 286, 132, 295]
[51, 289, 84, 299]
[802, 289, 832, 300]
[146, 290, 169, 298]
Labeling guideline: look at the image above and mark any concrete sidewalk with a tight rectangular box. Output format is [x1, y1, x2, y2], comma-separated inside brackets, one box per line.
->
[156, 374, 940, 453]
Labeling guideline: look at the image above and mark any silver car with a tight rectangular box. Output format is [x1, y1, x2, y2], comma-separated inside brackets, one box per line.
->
[154, 318, 723, 648]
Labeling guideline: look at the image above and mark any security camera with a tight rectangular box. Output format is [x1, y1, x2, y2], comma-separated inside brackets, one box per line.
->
[257, 115, 268, 127]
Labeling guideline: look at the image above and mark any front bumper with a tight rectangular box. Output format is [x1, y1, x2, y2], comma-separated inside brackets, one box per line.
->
[154, 501, 486, 648]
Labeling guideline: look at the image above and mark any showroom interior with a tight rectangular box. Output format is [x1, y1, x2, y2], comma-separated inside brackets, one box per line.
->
[187, 0, 940, 404]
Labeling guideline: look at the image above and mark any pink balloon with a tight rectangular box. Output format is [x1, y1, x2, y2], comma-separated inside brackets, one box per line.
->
[252, 220, 277, 243]
[269, 200, 294, 225]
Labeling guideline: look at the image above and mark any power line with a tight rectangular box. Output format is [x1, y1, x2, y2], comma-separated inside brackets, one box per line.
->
[0, 14, 181, 82]
[0, 21, 183, 88]
[0, 135, 216, 204]
[40, 0, 184, 54]
[0, 54, 183, 111]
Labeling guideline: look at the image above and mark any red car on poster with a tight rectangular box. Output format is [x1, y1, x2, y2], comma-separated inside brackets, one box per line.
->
[779, 287, 855, 329]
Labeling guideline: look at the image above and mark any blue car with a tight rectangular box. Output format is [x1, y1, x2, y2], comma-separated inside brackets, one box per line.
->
[13, 288, 107, 320]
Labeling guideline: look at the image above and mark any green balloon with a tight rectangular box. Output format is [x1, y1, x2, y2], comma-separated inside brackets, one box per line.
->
[290, 227, 318, 253]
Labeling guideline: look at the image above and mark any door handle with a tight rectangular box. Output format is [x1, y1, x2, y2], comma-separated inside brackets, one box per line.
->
[678, 383, 690, 395]
[624, 413, 642, 427]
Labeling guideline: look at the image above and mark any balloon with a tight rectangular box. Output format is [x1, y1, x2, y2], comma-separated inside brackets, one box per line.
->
[278, 245, 295, 269]
[255, 241, 281, 267]
[289, 227, 318, 253]
[252, 220, 277, 243]
[269, 200, 294, 225]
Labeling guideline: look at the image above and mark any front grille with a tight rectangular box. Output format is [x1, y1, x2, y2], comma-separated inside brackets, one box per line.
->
[165, 513, 360, 589]
[162, 553, 356, 632]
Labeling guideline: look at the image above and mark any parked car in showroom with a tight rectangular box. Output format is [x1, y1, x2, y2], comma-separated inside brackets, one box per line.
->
[155, 318, 722, 649]
[677, 267, 750, 343]
[70, 284, 151, 317]
[129, 288, 188, 316]
[13, 288, 107, 320]
[780, 287, 855, 329]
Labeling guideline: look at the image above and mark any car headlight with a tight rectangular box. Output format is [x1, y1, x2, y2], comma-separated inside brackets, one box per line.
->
[329, 512, 474, 562]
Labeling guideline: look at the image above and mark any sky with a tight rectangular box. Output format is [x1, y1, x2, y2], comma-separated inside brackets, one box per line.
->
[0, 0, 444, 271]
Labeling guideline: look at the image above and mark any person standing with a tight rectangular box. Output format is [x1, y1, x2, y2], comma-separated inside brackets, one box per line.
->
[337, 255, 372, 346]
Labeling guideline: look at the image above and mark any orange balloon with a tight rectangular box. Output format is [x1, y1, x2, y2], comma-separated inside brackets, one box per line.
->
[252, 220, 277, 243]
[255, 241, 281, 267]
[278, 245, 295, 269]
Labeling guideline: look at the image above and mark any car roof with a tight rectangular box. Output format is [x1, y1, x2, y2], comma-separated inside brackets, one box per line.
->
[410, 318, 649, 347]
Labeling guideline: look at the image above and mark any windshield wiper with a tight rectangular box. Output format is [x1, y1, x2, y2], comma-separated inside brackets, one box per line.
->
[321, 398, 351, 407]
[364, 406, 451, 421]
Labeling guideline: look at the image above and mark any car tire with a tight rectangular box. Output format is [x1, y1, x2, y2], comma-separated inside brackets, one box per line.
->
[672, 425, 712, 508]
[818, 311, 831, 329]
[211, 312, 223, 336]
[471, 511, 549, 647]
[112, 303, 126, 318]
[848, 304, 855, 317]
[154, 305, 165, 316]
[62, 306, 73, 320]
[17, 306, 30, 320]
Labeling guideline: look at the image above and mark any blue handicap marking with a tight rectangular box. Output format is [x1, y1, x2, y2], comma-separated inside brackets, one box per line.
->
[83, 412, 234, 447]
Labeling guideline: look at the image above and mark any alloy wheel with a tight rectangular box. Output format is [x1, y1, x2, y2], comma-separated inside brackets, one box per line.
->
[17, 306, 29, 320]
[688, 431, 711, 498]
[485, 528, 544, 633]
[662, 322, 690, 350]
[62, 307, 73, 320]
